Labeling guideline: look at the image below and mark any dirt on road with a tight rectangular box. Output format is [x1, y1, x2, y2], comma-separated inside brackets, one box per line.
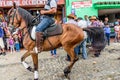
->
[0, 43, 120, 80]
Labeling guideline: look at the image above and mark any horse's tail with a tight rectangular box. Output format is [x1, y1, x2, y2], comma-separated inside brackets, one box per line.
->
[83, 27, 106, 51]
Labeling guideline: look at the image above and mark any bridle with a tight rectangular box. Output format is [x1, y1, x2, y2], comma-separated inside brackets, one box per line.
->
[8, 8, 28, 38]
[8, 8, 19, 26]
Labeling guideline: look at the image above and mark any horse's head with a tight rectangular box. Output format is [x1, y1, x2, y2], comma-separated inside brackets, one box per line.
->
[7, 2, 21, 29]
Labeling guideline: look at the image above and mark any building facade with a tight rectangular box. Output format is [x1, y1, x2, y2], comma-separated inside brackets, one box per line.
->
[66, 0, 120, 22]
[0, 0, 65, 23]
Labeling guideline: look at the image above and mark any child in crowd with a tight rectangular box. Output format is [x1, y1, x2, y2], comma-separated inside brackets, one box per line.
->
[14, 34, 20, 52]
[9, 35, 15, 53]
[104, 23, 111, 45]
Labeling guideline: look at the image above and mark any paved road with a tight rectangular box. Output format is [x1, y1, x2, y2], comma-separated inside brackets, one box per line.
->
[0, 43, 120, 80]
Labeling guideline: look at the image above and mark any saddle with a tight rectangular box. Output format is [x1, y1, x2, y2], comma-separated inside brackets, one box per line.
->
[43, 23, 63, 37]
[30, 23, 63, 41]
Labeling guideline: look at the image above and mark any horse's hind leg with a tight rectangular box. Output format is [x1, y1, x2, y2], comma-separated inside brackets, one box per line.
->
[31, 53, 39, 80]
[21, 51, 34, 72]
[63, 47, 79, 79]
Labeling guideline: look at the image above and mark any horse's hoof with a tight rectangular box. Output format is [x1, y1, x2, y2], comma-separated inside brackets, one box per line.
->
[64, 74, 70, 80]
[27, 66, 34, 72]
[118, 57, 120, 60]
[64, 67, 71, 79]
[34, 79, 38, 80]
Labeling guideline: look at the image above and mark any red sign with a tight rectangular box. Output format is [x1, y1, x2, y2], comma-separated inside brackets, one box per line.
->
[0, 0, 64, 7]
[72, 0, 92, 9]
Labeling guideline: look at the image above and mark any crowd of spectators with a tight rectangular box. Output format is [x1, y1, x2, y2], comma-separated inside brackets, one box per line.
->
[64, 13, 120, 61]
[0, 17, 23, 56]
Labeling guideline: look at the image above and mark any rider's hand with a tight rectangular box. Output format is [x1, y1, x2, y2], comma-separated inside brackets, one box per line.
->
[40, 10, 45, 15]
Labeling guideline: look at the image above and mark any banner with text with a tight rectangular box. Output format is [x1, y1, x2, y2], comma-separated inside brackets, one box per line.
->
[72, 0, 92, 9]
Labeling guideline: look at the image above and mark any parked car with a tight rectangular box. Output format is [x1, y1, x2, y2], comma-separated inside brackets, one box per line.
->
[110, 26, 115, 37]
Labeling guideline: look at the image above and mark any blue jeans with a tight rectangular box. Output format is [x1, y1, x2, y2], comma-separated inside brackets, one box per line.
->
[74, 39, 87, 59]
[50, 49, 56, 55]
[105, 33, 110, 45]
[15, 43, 20, 51]
[67, 39, 87, 61]
[36, 17, 54, 32]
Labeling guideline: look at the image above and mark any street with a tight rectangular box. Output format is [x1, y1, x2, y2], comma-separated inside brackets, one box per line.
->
[0, 43, 120, 80]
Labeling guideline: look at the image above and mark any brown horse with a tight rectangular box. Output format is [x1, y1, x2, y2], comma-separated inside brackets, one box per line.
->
[7, 3, 106, 80]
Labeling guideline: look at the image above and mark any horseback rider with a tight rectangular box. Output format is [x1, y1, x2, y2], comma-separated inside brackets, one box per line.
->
[35, 0, 57, 53]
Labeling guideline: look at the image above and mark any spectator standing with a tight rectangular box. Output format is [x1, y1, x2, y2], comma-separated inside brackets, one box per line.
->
[114, 22, 120, 42]
[89, 16, 99, 27]
[2, 19, 10, 51]
[65, 14, 78, 61]
[9, 35, 15, 53]
[84, 15, 91, 43]
[75, 17, 88, 59]
[0, 22, 6, 55]
[14, 34, 20, 52]
[99, 20, 104, 28]
[104, 17, 109, 25]
[65, 14, 78, 26]
[3, 26, 11, 51]
[84, 15, 91, 27]
[104, 23, 111, 45]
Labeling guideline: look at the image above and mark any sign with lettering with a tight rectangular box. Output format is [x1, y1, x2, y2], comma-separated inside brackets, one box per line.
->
[72, 0, 92, 9]
[0, 0, 64, 7]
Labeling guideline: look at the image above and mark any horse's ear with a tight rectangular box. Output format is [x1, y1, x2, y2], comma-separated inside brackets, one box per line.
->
[13, 2, 16, 9]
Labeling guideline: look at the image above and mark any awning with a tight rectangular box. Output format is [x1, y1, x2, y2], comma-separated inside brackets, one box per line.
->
[94, 1, 120, 9]
[99, 9, 120, 16]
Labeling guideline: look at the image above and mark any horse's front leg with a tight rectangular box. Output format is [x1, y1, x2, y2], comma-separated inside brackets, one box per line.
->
[21, 51, 34, 72]
[64, 47, 79, 79]
[31, 53, 38, 80]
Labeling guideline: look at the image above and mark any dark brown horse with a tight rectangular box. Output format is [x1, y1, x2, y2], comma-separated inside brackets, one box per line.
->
[7, 3, 106, 80]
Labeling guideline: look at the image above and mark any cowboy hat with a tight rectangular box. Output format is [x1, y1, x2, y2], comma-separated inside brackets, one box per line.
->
[67, 14, 76, 19]
[89, 16, 97, 20]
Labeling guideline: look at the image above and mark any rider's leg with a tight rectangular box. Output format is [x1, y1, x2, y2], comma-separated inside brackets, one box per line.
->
[35, 17, 53, 53]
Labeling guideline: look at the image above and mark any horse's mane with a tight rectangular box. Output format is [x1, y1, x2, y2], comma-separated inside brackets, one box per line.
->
[17, 7, 34, 27]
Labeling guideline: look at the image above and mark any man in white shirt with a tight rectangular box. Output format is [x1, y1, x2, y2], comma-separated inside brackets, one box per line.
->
[77, 17, 87, 28]
[65, 14, 78, 26]
[65, 13, 78, 61]
[75, 17, 88, 59]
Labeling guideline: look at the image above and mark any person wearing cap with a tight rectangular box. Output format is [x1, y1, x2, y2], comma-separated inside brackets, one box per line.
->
[65, 13, 78, 26]
[89, 16, 100, 27]
[65, 14, 78, 61]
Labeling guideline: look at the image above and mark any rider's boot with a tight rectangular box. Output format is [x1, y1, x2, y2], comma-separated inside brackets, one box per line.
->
[35, 32, 44, 53]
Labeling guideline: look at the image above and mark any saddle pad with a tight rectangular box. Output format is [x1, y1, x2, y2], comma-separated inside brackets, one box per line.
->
[44, 24, 63, 37]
